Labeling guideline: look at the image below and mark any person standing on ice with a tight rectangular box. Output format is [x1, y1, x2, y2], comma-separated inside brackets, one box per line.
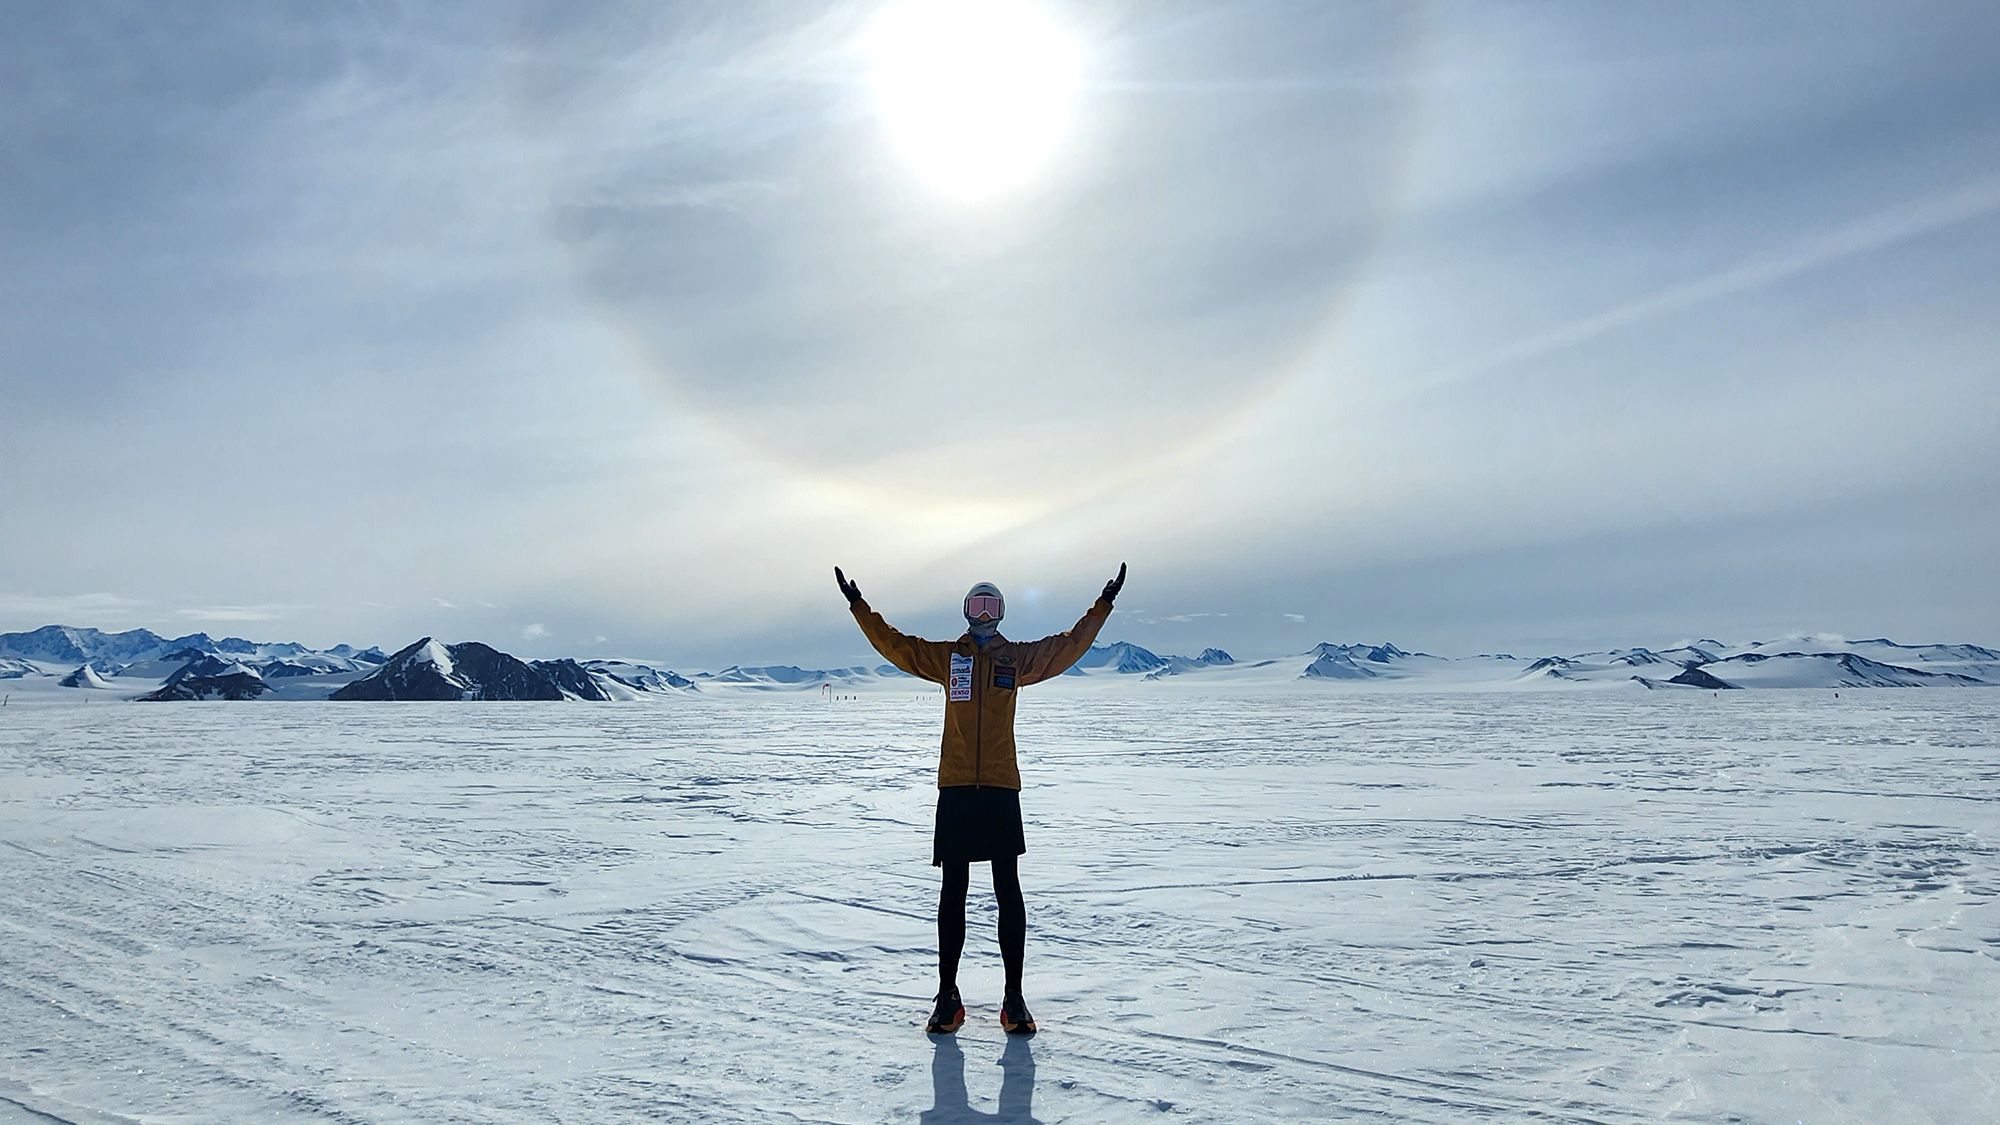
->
[835, 562, 1126, 1036]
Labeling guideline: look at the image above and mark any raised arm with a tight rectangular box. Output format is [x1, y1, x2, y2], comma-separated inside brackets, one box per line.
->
[836, 566, 951, 684]
[1017, 563, 1125, 686]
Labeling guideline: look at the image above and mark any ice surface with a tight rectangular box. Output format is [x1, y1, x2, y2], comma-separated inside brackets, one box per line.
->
[1, 693, 1996, 1122]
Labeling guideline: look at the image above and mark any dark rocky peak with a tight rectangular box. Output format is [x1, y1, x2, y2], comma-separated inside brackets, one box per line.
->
[532, 658, 610, 701]
[332, 638, 564, 701]
[140, 671, 269, 701]
[1667, 666, 1737, 690]
[167, 653, 261, 685]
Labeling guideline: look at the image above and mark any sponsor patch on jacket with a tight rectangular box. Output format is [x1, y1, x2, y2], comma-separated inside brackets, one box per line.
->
[949, 653, 973, 701]
[992, 663, 1017, 690]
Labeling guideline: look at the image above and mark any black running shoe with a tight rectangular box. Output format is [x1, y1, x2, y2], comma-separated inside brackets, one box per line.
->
[1000, 992, 1036, 1035]
[926, 987, 965, 1034]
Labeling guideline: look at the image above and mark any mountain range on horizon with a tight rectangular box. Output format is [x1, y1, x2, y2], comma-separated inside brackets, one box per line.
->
[3, 623, 1999, 701]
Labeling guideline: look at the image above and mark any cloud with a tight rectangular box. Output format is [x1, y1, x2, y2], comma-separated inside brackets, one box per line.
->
[522, 623, 550, 640]
[434, 598, 457, 609]
[0, 592, 149, 625]
[562, 179, 790, 215]
[1283, 613, 1307, 623]
[1135, 612, 1232, 625]
[175, 604, 296, 623]
[1413, 174, 2000, 396]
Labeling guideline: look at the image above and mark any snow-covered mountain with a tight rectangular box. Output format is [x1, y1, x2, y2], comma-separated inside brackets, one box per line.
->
[1142, 647, 1236, 680]
[1054, 634, 2000, 692]
[1066, 641, 1170, 676]
[0, 625, 174, 666]
[1296, 641, 1440, 680]
[695, 663, 906, 689]
[1514, 636, 2000, 691]
[0, 658, 41, 680]
[0, 624, 701, 703]
[1685, 651, 1988, 689]
[584, 660, 696, 694]
[58, 663, 116, 689]
[0, 625, 383, 672]
[327, 640, 697, 702]
[139, 664, 270, 701]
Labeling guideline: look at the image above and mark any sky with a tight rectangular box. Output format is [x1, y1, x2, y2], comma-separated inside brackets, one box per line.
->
[3, 1, 1998, 670]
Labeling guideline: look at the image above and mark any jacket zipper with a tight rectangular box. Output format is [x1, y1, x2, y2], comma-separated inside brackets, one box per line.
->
[973, 644, 983, 787]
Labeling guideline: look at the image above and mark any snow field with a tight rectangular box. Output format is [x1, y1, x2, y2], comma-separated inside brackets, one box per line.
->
[0, 693, 1995, 1122]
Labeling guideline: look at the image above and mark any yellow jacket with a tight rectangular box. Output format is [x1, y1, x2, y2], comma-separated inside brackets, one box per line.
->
[851, 596, 1113, 789]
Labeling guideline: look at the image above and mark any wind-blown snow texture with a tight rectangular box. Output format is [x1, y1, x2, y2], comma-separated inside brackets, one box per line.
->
[1, 694, 1996, 1123]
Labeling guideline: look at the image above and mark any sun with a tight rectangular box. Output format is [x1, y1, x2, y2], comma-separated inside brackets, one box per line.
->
[866, 0, 1083, 201]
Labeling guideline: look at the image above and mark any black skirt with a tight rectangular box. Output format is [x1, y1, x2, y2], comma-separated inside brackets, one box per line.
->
[932, 785, 1026, 866]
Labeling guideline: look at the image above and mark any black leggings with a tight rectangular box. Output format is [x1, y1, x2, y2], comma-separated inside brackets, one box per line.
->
[938, 856, 1025, 996]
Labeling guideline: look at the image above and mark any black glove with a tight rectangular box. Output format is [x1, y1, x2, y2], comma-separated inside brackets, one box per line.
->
[834, 566, 863, 606]
[1102, 562, 1126, 605]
